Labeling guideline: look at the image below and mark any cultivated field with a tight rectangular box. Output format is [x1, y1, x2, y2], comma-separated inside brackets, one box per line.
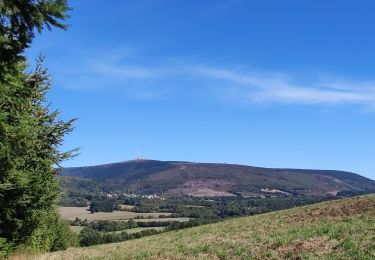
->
[58, 207, 172, 222]
[118, 204, 136, 210]
[33, 194, 375, 259]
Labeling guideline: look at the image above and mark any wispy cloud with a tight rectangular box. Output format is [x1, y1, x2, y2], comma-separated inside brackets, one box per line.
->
[192, 66, 375, 106]
[53, 50, 375, 107]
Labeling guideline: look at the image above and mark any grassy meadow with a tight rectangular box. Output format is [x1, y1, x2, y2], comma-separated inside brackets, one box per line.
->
[21, 194, 375, 259]
[59, 206, 190, 237]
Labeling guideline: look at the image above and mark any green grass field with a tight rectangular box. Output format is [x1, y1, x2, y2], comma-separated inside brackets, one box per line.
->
[24, 194, 375, 259]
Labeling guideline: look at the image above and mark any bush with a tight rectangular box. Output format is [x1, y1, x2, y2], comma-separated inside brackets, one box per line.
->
[88, 220, 138, 232]
[26, 210, 77, 252]
[0, 238, 12, 258]
[79, 227, 102, 247]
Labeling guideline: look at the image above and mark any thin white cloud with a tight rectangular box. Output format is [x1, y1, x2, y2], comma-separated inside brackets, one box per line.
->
[53, 52, 375, 107]
[192, 66, 375, 106]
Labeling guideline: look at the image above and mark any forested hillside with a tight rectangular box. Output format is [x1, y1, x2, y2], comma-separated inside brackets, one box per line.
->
[60, 159, 375, 199]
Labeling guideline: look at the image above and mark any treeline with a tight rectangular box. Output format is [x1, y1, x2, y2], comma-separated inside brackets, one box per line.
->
[71, 219, 176, 231]
[166, 218, 214, 231]
[89, 200, 116, 213]
[79, 227, 160, 247]
[88, 220, 138, 232]
[137, 221, 177, 227]
[83, 193, 335, 220]
[130, 195, 333, 220]
[78, 218, 216, 247]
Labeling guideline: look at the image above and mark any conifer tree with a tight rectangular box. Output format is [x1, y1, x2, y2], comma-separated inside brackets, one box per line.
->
[0, 0, 70, 74]
[0, 0, 75, 254]
[0, 58, 77, 248]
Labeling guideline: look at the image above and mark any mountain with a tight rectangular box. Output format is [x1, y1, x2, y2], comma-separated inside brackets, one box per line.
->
[34, 194, 375, 259]
[59, 159, 375, 197]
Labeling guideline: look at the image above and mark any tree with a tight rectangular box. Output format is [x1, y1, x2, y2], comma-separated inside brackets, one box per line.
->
[0, 0, 73, 253]
[0, 57, 77, 251]
[79, 227, 102, 247]
[0, 0, 70, 75]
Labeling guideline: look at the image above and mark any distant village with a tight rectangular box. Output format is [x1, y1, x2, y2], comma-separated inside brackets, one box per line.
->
[100, 191, 165, 200]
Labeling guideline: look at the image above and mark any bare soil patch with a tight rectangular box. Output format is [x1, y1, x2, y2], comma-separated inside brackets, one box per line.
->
[163, 179, 237, 197]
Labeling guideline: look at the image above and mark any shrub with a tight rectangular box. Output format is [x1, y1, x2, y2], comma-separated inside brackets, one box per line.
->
[26, 210, 77, 252]
[0, 238, 12, 258]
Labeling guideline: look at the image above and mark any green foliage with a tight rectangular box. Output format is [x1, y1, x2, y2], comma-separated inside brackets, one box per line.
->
[0, 237, 11, 258]
[0, 0, 70, 73]
[136, 220, 173, 228]
[166, 218, 214, 231]
[78, 226, 160, 247]
[88, 220, 138, 232]
[0, 0, 73, 255]
[0, 58, 76, 252]
[79, 227, 102, 247]
[89, 199, 115, 213]
[26, 210, 77, 252]
[130, 195, 331, 221]
[58, 176, 101, 206]
[70, 217, 88, 227]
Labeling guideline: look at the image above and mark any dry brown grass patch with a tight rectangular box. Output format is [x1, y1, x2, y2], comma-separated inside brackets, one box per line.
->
[287, 199, 375, 223]
[277, 236, 338, 258]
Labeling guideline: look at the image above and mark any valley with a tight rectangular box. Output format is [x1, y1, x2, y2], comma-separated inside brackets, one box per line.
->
[55, 159, 375, 249]
[29, 194, 375, 259]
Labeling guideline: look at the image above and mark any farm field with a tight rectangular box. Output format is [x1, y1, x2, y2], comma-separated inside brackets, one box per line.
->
[58, 207, 172, 222]
[118, 204, 136, 210]
[32, 194, 375, 259]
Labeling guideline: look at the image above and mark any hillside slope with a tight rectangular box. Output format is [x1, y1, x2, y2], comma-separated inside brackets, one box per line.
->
[60, 160, 375, 197]
[33, 194, 375, 259]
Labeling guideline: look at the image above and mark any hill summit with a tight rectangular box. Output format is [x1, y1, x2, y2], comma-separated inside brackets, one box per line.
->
[60, 160, 375, 197]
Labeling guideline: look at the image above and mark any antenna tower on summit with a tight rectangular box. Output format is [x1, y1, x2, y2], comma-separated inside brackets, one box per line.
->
[136, 151, 141, 161]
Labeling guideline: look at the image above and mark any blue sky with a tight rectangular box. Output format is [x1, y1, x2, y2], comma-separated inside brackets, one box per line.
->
[27, 0, 375, 179]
